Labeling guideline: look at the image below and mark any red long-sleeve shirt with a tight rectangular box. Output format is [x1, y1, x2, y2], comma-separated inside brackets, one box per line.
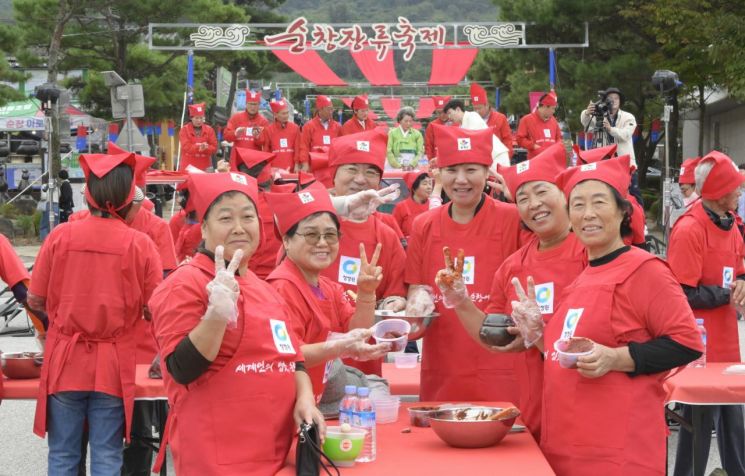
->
[255, 120, 301, 171]
[516, 111, 562, 159]
[339, 117, 377, 136]
[178, 123, 217, 171]
[297, 116, 341, 164]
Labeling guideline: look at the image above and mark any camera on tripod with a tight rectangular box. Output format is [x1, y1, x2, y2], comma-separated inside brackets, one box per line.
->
[592, 90, 613, 120]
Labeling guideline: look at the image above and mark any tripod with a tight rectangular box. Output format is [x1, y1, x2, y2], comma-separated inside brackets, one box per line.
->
[585, 112, 611, 150]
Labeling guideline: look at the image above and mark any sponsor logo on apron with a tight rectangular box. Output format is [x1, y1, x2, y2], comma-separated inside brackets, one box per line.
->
[230, 173, 248, 185]
[462, 256, 475, 285]
[517, 161, 530, 173]
[279, 138, 288, 148]
[543, 128, 552, 138]
[457, 138, 471, 151]
[338, 256, 361, 285]
[270, 319, 296, 354]
[323, 135, 331, 145]
[535, 282, 555, 314]
[561, 308, 584, 340]
[298, 192, 315, 204]
[723, 266, 735, 288]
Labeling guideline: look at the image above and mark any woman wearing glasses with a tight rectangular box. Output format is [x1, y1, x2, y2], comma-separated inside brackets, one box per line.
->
[266, 185, 390, 401]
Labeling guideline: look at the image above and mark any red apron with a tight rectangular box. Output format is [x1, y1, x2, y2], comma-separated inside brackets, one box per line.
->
[175, 222, 202, 262]
[542, 251, 665, 476]
[268, 259, 347, 401]
[33, 226, 139, 442]
[154, 275, 298, 475]
[683, 204, 741, 361]
[419, 206, 522, 401]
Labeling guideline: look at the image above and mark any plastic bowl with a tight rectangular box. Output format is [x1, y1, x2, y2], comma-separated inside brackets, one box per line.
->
[373, 400, 400, 424]
[554, 337, 595, 369]
[375, 311, 439, 340]
[1, 351, 43, 379]
[373, 319, 411, 352]
[408, 406, 439, 427]
[428, 406, 519, 448]
[394, 353, 418, 368]
[322, 426, 366, 467]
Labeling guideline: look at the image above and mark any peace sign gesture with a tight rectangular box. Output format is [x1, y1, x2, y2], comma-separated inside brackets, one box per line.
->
[204, 245, 243, 327]
[509, 276, 544, 348]
[356, 243, 383, 296]
[435, 246, 468, 308]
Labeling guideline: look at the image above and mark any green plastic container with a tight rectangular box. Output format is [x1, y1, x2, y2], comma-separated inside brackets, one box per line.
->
[322, 426, 366, 467]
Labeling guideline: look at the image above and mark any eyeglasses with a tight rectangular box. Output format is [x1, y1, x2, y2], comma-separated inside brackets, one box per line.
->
[294, 231, 341, 245]
[339, 166, 381, 180]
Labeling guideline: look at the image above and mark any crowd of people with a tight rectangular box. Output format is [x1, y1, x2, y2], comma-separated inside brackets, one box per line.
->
[1, 83, 744, 476]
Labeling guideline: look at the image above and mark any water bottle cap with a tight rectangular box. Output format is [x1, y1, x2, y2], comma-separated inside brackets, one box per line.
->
[357, 387, 370, 397]
[696, 318, 704, 325]
[344, 385, 357, 394]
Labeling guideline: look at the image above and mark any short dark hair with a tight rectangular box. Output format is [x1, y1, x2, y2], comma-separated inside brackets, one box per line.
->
[203, 190, 255, 221]
[285, 211, 340, 237]
[608, 184, 633, 237]
[738, 163, 745, 171]
[58, 170, 69, 180]
[443, 99, 465, 114]
[86, 163, 134, 219]
[411, 173, 429, 192]
[237, 161, 267, 179]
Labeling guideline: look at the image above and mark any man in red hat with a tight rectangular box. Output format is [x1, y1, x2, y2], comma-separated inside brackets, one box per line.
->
[223, 90, 270, 170]
[668, 151, 745, 476]
[470, 84, 513, 160]
[297, 95, 341, 171]
[340, 95, 376, 136]
[516, 91, 562, 160]
[178, 103, 218, 171]
[256, 97, 300, 172]
[424, 96, 450, 162]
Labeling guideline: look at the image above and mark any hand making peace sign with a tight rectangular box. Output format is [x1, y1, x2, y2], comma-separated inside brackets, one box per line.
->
[204, 245, 243, 325]
[435, 246, 469, 308]
[356, 243, 383, 295]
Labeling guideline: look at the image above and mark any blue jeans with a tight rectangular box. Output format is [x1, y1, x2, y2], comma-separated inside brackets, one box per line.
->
[47, 391, 124, 476]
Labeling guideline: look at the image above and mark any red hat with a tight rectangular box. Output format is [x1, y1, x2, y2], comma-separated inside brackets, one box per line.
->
[315, 95, 332, 110]
[432, 96, 451, 110]
[432, 123, 492, 168]
[351, 95, 369, 111]
[188, 171, 259, 222]
[309, 151, 334, 188]
[188, 103, 206, 117]
[699, 151, 745, 200]
[573, 144, 618, 164]
[539, 91, 558, 107]
[270, 98, 288, 114]
[265, 182, 337, 237]
[404, 171, 430, 191]
[329, 128, 388, 173]
[557, 154, 631, 198]
[246, 90, 261, 104]
[79, 152, 138, 213]
[498, 142, 567, 199]
[679, 157, 701, 185]
[470, 84, 488, 106]
[107, 141, 155, 188]
[270, 182, 297, 193]
[234, 147, 275, 170]
[297, 171, 317, 188]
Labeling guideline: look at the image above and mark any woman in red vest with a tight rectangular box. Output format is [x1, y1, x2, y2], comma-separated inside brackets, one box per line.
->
[149, 171, 322, 475]
[508, 157, 702, 476]
[266, 185, 390, 401]
[29, 152, 163, 475]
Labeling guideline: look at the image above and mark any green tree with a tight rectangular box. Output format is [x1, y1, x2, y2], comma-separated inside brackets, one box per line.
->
[0, 24, 28, 105]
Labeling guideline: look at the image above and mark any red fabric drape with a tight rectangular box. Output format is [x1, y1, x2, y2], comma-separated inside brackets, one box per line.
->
[350, 49, 400, 86]
[416, 97, 435, 119]
[428, 47, 478, 85]
[380, 98, 402, 121]
[271, 49, 347, 86]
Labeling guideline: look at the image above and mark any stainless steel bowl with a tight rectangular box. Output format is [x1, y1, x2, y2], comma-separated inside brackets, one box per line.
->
[408, 405, 439, 427]
[1, 351, 43, 379]
[375, 311, 439, 340]
[428, 406, 518, 448]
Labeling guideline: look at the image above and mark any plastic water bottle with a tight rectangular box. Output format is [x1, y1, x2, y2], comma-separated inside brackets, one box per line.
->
[339, 385, 357, 425]
[354, 387, 376, 462]
[691, 318, 707, 368]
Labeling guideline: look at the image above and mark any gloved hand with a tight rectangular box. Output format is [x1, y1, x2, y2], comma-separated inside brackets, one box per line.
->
[334, 184, 401, 221]
[509, 276, 544, 348]
[434, 247, 468, 309]
[405, 286, 435, 316]
[380, 296, 407, 312]
[356, 243, 383, 296]
[204, 246, 243, 328]
[324, 328, 391, 361]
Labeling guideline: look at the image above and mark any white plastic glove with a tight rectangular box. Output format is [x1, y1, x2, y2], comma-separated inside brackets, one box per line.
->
[510, 277, 544, 348]
[379, 296, 407, 312]
[434, 247, 468, 309]
[204, 246, 243, 328]
[324, 328, 391, 361]
[405, 286, 435, 316]
[333, 184, 401, 221]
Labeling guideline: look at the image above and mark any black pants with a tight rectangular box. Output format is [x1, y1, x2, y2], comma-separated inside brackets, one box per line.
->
[122, 400, 163, 476]
[673, 404, 745, 476]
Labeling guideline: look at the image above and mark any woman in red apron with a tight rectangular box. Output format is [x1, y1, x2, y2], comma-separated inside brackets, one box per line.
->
[667, 151, 745, 476]
[266, 185, 390, 401]
[404, 126, 524, 401]
[393, 171, 433, 240]
[149, 171, 322, 475]
[439, 143, 583, 440]
[508, 156, 703, 476]
[28, 152, 163, 475]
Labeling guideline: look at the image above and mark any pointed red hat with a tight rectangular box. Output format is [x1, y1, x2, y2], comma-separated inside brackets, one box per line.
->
[539, 91, 558, 107]
[470, 84, 489, 106]
[432, 123, 493, 168]
[246, 90, 261, 104]
[403, 171, 430, 191]
[79, 152, 138, 213]
[557, 155, 632, 198]
[573, 144, 618, 164]
[188, 103, 206, 117]
[699, 151, 745, 200]
[188, 171, 259, 223]
[498, 142, 567, 199]
[265, 182, 337, 237]
[678, 157, 701, 185]
[351, 95, 369, 111]
[270, 98, 288, 114]
[329, 128, 388, 173]
[432, 96, 451, 110]
[107, 141, 155, 188]
[234, 147, 276, 170]
[315, 95, 332, 110]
